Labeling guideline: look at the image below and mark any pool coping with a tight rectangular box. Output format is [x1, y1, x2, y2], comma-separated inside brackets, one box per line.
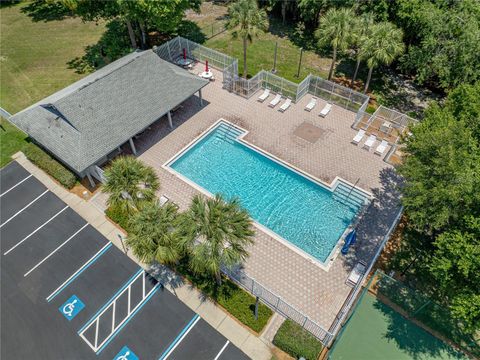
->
[162, 118, 373, 272]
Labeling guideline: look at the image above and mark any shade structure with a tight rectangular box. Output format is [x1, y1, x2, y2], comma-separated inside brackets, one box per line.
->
[206, 60, 209, 72]
[183, 48, 186, 60]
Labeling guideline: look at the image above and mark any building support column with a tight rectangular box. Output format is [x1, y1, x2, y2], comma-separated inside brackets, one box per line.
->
[129, 138, 137, 155]
[86, 170, 95, 188]
[199, 89, 203, 106]
[167, 111, 173, 128]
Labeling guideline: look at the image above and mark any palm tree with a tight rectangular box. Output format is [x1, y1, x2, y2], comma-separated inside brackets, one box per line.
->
[226, 0, 268, 78]
[360, 22, 405, 93]
[315, 7, 354, 81]
[350, 13, 374, 87]
[126, 201, 181, 265]
[178, 194, 255, 285]
[103, 156, 160, 214]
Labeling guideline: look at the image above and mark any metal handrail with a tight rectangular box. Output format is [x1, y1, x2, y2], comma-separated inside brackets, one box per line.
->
[344, 178, 361, 203]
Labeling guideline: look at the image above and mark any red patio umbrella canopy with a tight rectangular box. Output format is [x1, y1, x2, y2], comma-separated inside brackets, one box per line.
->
[183, 48, 186, 60]
[205, 60, 209, 72]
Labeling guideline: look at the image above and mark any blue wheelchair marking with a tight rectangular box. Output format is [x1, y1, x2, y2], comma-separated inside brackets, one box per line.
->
[59, 295, 85, 321]
[114, 346, 139, 360]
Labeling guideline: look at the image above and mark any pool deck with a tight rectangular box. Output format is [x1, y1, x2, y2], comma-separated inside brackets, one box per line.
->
[93, 64, 402, 331]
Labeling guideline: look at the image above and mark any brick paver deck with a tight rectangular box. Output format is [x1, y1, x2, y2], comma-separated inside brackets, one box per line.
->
[98, 64, 402, 331]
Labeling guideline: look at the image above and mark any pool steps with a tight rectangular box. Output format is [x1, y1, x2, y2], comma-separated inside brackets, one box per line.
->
[215, 122, 367, 210]
[333, 182, 367, 210]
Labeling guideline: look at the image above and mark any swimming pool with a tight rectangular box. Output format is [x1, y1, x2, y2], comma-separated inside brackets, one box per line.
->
[167, 121, 369, 264]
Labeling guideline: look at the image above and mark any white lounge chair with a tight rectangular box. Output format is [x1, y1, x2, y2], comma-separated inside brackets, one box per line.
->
[159, 195, 169, 206]
[257, 89, 270, 102]
[269, 94, 282, 108]
[363, 134, 377, 150]
[375, 140, 389, 156]
[305, 97, 317, 111]
[346, 261, 367, 287]
[279, 98, 292, 112]
[352, 129, 366, 145]
[319, 103, 332, 117]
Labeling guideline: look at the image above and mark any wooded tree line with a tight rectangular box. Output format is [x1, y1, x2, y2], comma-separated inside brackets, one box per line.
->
[60, 0, 201, 49]
[396, 82, 480, 333]
[264, 0, 480, 92]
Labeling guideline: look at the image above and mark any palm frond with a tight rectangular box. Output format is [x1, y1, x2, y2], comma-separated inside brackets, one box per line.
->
[180, 193, 254, 281]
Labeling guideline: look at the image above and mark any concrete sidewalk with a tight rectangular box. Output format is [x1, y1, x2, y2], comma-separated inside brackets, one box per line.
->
[11, 152, 273, 360]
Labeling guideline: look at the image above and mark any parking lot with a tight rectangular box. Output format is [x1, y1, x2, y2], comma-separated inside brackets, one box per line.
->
[0, 161, 249, 360]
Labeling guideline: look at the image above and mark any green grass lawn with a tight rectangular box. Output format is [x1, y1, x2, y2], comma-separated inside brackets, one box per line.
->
[0, 117, 28, 167]
[187, 2, 332, 83]
[204, 20, 331, 82]
[0, 3, 105, 114]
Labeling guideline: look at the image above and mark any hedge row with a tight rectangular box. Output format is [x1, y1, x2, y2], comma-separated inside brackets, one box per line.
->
[177, 262, 273, 333]
[273, 319, 323, 360]
[23, 143, 77, 189]
[106, 203, 273, 333]
[105, 205, 131, 232]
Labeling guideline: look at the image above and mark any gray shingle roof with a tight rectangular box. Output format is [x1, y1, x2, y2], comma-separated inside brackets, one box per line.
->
[10, 50, 209, 174]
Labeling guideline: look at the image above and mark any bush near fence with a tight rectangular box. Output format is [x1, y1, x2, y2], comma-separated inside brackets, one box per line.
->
[104, 204, 273, 333]
[176, 261, 273, 333]
[23, 143, 77, 189]
[273, 319, 324, 360]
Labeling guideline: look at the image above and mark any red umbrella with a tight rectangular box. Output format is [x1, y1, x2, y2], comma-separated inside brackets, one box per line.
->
[183, 48, 186, 60]
[206, 60, 209, 72]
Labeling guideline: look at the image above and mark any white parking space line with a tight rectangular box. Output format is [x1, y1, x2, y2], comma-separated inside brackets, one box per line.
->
[79, 269, 162, 354]
[46, 242, 112, 302]
[159, 314, 201, 360]
[214, 340, 230, 360]
[3, 205, 69, 255]
[0, 174, 33, 197]
[0, 190, 49, 229]
[24, 223, 89, 277]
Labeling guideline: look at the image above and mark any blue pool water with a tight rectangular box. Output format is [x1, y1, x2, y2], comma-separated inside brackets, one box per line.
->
[169, 122, 366, 262]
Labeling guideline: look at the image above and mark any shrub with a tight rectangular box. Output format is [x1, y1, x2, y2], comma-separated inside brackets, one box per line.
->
[273, 319, 323, 360]
[176, 260, 273, 333]
[106, 205, 273, 333]
[366, 104, 377, 114]
[105, 205, 131, 232]
[23, 143, 77, 189]
[214, 280, 272, 333]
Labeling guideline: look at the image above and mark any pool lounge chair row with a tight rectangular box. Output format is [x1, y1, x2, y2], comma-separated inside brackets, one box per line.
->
[304, 97, 332, 117]
[258, 89, 292, 112]
[352, 129, 389, 156]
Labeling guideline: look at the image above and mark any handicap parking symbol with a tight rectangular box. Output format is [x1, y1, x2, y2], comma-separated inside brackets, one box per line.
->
[59, 295, 85, 321]
[114, 346, 139, 360]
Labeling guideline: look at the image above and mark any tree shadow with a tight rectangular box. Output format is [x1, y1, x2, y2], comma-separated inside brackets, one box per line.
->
[0, 0, 20, 9]
[67, 20, 132, 74]
[176, 20, 207, 44]
[20, 0, 72, 22]
[342, 167, 404, 272]
[372, 297, 467, 360]
[267, 17, 328, 56]
[148, 262, 185, 296]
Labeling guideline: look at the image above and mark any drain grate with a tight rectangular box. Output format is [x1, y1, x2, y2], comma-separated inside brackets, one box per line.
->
[293, 122, 325, 143]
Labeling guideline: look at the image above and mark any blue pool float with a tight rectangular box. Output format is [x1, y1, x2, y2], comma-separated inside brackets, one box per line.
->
[341, 230, 357, 255]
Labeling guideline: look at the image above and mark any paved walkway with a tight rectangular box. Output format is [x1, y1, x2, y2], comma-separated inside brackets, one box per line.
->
[122, 64, 403, 330]
[11, 152, 272, 360]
